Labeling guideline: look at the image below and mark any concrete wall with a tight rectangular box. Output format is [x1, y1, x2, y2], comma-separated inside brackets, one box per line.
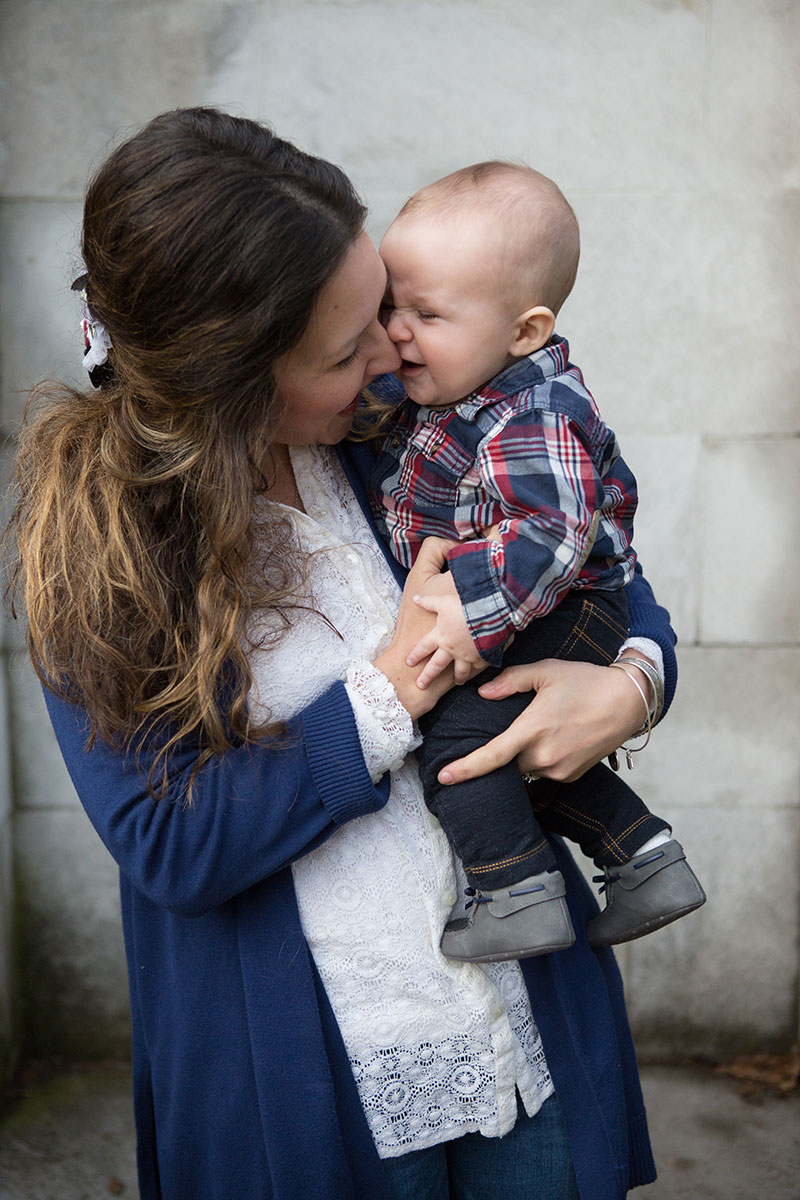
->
[0, 0, 797, 1066]
[0, 476, 16, 1076]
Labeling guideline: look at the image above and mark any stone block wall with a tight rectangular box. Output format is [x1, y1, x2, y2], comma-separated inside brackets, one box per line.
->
[0, 0, 797, 1068]
[0, 552, 15, 1079]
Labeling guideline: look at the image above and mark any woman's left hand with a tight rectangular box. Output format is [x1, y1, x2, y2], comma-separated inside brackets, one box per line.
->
[436, 656, 650, 785]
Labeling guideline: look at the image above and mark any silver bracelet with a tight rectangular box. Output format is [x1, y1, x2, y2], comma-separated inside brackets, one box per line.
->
[607, 661, 653, 770]
[613, 651, 665, 724]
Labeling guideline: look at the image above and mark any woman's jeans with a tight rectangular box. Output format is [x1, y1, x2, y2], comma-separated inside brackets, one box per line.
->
[381, 1092, 580, 1200]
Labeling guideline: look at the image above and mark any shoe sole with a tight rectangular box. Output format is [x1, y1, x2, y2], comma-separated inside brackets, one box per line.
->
[588, 895, 706, 949]
[442, 935, 576, 964]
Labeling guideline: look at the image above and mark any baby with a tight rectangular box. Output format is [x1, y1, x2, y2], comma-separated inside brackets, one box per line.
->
[371, 162, 705, 964]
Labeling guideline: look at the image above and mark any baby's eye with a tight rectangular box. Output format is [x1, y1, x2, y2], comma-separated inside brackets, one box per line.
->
[418, 311, 438, 322]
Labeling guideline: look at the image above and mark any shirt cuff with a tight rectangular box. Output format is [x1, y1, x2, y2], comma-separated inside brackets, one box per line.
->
[447, 540, 514, 666]
[618, 637, 664, 683]
[345, 662, 422, 782]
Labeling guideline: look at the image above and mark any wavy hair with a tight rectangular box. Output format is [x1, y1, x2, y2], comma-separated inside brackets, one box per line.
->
[6, 107, 367, 796]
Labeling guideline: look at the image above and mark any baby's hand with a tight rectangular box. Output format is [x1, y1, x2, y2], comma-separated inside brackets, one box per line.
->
[406, 570, 486, 688]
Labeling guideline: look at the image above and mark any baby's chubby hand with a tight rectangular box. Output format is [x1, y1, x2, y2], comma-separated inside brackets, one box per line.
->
[405, 544, 487, 688]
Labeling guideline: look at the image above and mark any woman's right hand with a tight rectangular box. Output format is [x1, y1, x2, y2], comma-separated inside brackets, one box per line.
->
[374, 538, 472, 721]
[436, 655, 653, 785]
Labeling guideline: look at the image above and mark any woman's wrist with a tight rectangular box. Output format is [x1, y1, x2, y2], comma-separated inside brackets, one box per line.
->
[602, 661, 651, 742]
[618, 636, 664, 679]
[373, 646, 438, 722]
[345, 661, 420, 781]
[612, 647, 665, 724]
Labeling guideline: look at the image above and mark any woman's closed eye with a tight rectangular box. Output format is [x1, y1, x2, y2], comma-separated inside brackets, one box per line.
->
[335, 344, 361, 369]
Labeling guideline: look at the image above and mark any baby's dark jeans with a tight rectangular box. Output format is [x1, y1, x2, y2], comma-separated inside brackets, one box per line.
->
[417, 589, 670, 890]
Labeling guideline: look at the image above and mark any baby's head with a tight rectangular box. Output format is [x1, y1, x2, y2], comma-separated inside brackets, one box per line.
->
[380, 162, 579, 407]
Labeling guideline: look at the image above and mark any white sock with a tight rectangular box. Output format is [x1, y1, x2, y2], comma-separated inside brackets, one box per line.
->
[633, 829, 673, 856]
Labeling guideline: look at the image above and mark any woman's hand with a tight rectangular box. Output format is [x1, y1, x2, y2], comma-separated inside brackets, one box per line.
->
[436, 656, 653, 785]
[374, 538, 463, 721]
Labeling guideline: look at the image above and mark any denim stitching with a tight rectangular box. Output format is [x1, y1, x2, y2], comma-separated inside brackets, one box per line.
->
[468, 838, 550, 874]
[554, 598, 628, 663]
[551, 800, 658, 864]
[549, 799, 631, 863]
[580, 598, 629, 642]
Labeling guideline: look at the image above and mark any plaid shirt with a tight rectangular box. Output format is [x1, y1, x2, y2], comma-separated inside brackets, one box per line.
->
[370, 337, 638, 665]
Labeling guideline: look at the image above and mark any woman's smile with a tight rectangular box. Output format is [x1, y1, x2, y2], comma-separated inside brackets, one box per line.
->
[272, 231, 399, 445]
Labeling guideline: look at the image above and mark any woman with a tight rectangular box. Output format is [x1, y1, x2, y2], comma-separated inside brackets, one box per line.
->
[8, 108, 674, 1199]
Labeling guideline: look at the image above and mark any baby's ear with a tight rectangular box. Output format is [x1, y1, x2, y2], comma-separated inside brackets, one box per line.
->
[509, 306, 555, 357]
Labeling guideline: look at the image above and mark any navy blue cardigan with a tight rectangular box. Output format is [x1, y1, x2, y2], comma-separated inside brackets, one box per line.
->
[43, 439, 673, 1199]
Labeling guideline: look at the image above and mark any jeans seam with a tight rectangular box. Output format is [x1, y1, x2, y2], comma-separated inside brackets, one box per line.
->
[580, 597, 629, 642]
[553, 598, 628, 663]
[467, 838, 550, 875]
[549, 800, 649, 864]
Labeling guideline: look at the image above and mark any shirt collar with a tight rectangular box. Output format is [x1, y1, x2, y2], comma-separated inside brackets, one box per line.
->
[454, 334, 570, 421]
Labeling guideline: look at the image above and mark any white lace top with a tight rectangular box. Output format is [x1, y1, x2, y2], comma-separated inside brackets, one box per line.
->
[247, 444, 553, 1159]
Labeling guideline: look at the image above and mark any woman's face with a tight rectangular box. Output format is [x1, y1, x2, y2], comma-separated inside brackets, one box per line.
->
[271, 231, 400, 445]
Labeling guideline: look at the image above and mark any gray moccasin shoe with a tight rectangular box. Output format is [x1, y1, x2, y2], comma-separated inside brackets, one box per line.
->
[440, 870, 576, 964]
[587, 839, 706, 948]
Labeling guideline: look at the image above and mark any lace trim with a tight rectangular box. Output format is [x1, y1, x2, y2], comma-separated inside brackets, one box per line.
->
[345, 662, 421, 782]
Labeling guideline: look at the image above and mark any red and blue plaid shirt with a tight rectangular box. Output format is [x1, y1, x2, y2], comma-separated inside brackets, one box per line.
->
[370, 337, 638, 665]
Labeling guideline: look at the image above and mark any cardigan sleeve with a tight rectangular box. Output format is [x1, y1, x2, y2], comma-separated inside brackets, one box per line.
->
[624, 558, 678, 719]
[43, 678, 390, 919]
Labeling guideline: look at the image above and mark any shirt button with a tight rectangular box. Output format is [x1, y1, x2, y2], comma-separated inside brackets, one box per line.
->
[492, 1004, 506, 1021]
[444, 891, 457, 907]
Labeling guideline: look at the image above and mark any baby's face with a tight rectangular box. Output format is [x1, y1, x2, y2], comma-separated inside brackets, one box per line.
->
[379, 213, 522, 407]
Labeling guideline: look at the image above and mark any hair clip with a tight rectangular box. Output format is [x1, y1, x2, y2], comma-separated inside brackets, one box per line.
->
[71, 273, 114, 388]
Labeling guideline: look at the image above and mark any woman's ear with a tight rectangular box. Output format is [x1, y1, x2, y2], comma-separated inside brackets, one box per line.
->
[508, 306, 556, 357]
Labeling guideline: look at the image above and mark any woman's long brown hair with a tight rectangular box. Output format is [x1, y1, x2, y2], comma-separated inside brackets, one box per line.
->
[5, 108, 367, 797]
